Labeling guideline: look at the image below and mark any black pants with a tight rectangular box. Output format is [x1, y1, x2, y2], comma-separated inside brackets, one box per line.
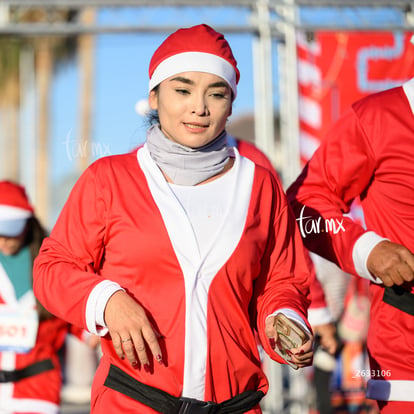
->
[314, 366, 334, 414]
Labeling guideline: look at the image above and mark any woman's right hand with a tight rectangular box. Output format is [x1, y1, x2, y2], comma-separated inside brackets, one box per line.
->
[367, 240, 414, 287]
[104, 290, 163, 371]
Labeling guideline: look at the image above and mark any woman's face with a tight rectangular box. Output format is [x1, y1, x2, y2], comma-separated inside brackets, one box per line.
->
[0, 233, 25, 256]
[149, 72, 233, 148]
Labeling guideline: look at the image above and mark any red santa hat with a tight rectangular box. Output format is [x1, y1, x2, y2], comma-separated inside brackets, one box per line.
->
[149, 24, 240, 97]
[0, 181, 34, 237]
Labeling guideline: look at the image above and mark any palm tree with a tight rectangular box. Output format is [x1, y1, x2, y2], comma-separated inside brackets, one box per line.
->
[0, 6, 79, 224]
[0, 36, 22, 180]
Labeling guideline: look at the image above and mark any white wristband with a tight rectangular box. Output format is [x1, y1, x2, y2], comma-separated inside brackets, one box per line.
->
[85, 280, 124, 335]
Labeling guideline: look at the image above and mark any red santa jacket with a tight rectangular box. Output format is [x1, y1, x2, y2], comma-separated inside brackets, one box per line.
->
[34, 146, 311, 413]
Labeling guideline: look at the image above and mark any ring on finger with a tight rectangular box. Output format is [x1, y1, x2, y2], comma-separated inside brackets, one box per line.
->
[122, 338, 132, 343]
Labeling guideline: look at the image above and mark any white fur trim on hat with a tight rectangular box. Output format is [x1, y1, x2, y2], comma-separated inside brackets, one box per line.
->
[0, 205, 33, 220]
[0, 205, 32, 237]
[149, 51, 237, 97]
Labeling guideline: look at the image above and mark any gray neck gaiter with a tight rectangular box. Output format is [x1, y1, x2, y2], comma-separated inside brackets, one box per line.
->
[146, 124, 230, 186]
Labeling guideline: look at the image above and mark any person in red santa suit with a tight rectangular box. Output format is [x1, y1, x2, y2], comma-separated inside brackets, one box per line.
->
[0, 181, 93, 414]
[287, 37, 414, 413]
[34, 24, 314, 414]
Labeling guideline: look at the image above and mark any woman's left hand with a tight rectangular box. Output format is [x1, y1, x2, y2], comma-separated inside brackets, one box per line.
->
[265, 315, 314, 368]
[286, 339, 314, 368]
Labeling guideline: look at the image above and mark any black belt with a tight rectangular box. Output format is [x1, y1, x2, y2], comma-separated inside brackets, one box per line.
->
[383, 285, 414, 316]
[0, 359, 54, 383]
[104, 364, 264, 414]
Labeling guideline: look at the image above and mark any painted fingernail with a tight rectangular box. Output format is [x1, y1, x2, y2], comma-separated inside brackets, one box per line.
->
[144, 363, 151, 373]
[269, 338, 276, 349]
[156, 354, 164, 365]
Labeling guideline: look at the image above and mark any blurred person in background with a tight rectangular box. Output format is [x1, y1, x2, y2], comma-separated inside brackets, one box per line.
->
[0, 180, 95, 414]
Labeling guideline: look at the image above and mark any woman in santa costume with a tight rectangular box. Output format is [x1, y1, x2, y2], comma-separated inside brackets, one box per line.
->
[34, 24, 314, 414]
[0, 181, 89, 414]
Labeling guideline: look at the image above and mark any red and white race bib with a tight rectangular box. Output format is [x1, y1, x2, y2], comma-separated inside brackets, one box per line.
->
[0, 306, 38, 353]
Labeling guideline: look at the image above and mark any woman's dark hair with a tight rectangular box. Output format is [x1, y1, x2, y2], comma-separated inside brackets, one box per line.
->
[146, 85, 160, 126]
[147, 109, 160, 126]
[24, 216, 55, 320]
[25, 216, 47, 261]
